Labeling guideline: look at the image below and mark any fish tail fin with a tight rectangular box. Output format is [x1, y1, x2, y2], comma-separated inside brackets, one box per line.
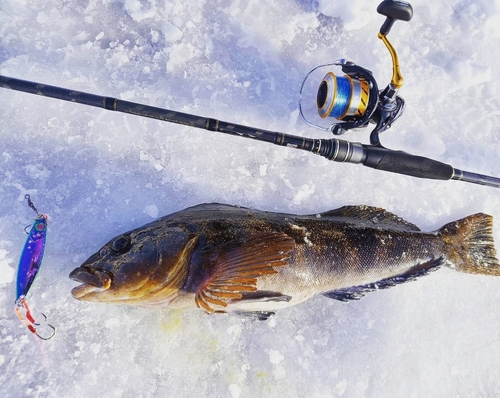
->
[440, 213, 500, 275]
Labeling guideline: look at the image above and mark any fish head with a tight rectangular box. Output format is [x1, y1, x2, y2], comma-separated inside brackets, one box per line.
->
[69, 224, 197, 305]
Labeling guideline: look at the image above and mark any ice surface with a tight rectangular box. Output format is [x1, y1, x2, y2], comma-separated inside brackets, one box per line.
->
[1, 0, 500, 397]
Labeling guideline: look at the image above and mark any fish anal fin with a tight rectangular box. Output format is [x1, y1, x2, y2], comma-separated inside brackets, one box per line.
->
[195, 232, 295, 313]
[318, 205, 421, 232]
[323, 256, 445, 302]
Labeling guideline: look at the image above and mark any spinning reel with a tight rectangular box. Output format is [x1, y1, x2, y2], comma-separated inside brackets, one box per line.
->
[299, 0, 413, 146]
[1, 0, 499, 187]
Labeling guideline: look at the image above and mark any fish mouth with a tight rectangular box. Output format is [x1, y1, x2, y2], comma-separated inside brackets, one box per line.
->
[69, 266, 113, 299]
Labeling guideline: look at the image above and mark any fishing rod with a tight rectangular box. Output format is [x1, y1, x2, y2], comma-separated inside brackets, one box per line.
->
[1, 0, 499, 188]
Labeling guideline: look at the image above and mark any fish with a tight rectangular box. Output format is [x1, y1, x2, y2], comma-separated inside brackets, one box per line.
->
[69, 203, 500, 319]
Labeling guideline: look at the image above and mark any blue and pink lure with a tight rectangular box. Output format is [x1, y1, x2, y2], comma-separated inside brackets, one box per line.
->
[15, 195, 55, 340]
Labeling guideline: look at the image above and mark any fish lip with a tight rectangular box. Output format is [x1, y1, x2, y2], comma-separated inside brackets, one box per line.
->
[69, 266, 113, 298]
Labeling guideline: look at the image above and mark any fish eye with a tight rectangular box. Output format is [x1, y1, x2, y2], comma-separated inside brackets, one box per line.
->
[110, 235, 131, 253]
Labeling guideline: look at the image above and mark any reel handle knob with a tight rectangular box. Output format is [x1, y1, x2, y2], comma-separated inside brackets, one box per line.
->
[377, 0, 413, 35]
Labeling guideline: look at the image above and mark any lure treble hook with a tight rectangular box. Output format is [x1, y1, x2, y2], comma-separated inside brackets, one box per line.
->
[15, 296, 56, 340]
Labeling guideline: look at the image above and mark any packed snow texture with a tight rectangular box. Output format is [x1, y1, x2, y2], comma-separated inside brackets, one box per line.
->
[1, 0, 500, 397]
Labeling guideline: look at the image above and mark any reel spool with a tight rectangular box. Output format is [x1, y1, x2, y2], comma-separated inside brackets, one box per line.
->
[299, 60, 379, 135]
[317, 72, 370, 120]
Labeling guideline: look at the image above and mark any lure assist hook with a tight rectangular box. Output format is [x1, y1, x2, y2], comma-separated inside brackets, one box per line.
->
[0, 0, 499, 188]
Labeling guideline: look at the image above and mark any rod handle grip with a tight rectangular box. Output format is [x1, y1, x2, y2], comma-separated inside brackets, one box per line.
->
[362, 146, 454, 180]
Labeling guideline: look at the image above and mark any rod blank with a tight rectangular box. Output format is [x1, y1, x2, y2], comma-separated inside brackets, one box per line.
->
[1, 74, 499, 188]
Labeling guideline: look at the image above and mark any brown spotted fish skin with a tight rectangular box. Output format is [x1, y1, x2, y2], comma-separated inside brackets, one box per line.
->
[70, 204, 499, 317]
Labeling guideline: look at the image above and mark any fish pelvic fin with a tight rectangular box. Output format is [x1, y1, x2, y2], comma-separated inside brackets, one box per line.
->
[440, 213, 500, 275]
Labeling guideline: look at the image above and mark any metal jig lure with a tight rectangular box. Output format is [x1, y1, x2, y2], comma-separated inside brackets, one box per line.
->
[15, 194, 55, 340]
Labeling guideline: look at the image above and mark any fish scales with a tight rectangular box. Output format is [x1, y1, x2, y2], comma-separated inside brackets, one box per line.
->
[70, 203, 500, 316]
[159, 207, 443, 293]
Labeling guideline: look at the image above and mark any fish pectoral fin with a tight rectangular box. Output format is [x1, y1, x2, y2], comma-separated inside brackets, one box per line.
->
[323, 256, 445, 302]
[194, 232, 295, 313]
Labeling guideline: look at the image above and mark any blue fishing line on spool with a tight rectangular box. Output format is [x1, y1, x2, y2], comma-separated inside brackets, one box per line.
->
[330, 75, 351, 118]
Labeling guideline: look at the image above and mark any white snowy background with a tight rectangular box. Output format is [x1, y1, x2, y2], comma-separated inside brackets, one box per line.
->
[1, 0, 500, 397]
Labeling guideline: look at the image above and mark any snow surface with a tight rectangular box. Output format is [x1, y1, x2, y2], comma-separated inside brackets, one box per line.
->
[1, 0, 500, 397]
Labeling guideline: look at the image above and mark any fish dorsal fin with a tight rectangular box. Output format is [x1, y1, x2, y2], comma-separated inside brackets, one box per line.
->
[195, 232, 295, 313]
[318, 205, 421, 232]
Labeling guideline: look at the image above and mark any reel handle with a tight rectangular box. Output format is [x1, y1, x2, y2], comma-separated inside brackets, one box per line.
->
[377, 0, 413, 35]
